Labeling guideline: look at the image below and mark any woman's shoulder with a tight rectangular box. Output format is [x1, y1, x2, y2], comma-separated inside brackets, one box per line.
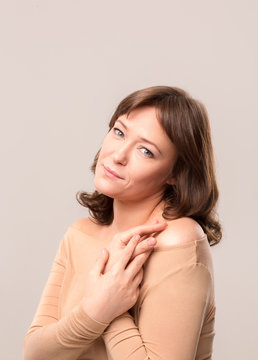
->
[156, 216, 206, 247]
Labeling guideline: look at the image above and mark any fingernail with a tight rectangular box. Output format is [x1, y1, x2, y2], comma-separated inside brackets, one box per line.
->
[147, 237, 156, 245]
[151, 219, 159, 224]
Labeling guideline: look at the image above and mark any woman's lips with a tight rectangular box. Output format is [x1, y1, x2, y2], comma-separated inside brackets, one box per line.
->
[103, 165, 123, 179]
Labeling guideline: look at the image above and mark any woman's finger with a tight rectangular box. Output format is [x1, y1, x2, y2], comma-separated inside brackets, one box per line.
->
[125, 249, 153, 279]
[114, 234, 140, 271]
[131, 237, 157, 259]
[119, 221, 167, 246]
[94, 248, 109, 276]
[133, 268, 144, 287]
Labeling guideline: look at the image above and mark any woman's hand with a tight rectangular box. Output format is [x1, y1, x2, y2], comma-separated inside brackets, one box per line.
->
[80, 220, 167, 324]
[103, 220, 168, 274]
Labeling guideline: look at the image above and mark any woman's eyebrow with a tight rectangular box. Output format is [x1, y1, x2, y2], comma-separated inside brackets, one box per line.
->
[115, 119, 161, 154]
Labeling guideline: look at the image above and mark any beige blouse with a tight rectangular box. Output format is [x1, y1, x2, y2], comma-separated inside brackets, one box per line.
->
[23, 221, 216, 360]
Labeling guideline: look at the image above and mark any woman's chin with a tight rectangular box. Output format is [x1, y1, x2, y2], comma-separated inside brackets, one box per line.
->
[94, 183, 129, 201]
[94, 181, 115, 198]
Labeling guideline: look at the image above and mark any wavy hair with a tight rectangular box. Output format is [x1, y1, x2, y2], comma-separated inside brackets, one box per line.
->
[76, 86, 222, 246]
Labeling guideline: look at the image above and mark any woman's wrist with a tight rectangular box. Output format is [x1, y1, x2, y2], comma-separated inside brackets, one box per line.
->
[80, 298, 111, 325]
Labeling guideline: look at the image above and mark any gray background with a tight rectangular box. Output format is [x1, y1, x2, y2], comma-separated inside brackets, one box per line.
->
[1, 1, 257, 359]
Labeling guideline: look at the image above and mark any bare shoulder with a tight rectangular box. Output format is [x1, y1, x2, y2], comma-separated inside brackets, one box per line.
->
[156, 217, 205, 246]
[71, 216, 99, 235]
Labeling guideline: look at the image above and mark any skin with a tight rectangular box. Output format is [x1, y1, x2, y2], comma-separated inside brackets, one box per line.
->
[81, 106, 181, 323]
[94, 105, 178, 236]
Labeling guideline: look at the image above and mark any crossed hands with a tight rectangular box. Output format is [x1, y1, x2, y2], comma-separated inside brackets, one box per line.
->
[81, 220, 168, 324]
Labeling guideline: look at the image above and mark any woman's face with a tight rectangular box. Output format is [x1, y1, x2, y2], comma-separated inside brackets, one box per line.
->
[94, 106, 178, 202]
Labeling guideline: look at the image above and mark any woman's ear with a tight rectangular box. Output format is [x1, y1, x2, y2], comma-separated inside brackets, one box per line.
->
[166, 176, 176, 186]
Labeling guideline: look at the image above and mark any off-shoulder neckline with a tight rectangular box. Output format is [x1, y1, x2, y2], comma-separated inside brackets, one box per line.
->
[152, 234, 208, 251]
[68, 226, 209, 251]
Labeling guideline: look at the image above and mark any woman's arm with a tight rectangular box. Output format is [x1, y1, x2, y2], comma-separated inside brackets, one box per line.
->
[23, 222, 160, 360]
[102, 263, 213, 360]
[23, 231, 109, 360]
[23, 220, 168, 359]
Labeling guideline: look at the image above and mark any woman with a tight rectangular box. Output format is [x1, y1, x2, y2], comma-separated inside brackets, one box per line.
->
[23, 85, 222, 359]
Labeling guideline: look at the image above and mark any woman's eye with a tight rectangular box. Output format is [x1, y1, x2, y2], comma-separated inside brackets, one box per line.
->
[141, 147, 154, 158]
[113, 127, 124, 137]
[113, 127, 154, 158]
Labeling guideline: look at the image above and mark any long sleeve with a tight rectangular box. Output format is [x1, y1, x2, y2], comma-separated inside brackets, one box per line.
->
[102, 263, 213, 360]
[23, 230, 110, 360]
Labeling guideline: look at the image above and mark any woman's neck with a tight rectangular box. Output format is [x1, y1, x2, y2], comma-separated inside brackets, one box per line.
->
[108, 196, 165, 237]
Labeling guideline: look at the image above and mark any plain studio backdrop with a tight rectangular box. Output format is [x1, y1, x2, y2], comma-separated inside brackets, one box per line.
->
[0, 1, 257, 359]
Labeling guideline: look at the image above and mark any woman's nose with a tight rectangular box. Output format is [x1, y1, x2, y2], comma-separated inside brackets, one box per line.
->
[112, 144, 128, 165]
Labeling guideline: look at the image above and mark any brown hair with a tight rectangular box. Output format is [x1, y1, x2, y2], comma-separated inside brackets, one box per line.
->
[76, 86, 222, 246]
